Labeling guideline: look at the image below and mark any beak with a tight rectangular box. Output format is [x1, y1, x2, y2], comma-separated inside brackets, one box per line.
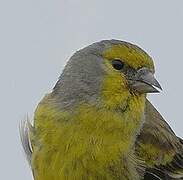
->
[129, 67, 162, 93]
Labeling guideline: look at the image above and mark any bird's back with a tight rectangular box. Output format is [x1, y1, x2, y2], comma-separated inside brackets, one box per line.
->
[136, 100, 183, 179]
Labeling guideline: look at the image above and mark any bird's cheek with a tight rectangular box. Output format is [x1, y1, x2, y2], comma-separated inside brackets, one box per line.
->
[101, 76, 131, 109]
[120, 73, 130, 89]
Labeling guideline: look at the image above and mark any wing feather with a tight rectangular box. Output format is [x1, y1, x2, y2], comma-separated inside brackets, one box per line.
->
[136, 99, 183, 179]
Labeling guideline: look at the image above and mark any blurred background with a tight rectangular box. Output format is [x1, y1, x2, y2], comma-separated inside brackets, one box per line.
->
[0, 0, 183, 179]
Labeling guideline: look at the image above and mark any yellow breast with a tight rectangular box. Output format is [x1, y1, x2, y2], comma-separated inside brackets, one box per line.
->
[31, 93, 145, 180]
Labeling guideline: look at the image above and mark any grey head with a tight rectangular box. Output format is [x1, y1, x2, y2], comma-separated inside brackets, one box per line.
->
[49, 40, 160, 109]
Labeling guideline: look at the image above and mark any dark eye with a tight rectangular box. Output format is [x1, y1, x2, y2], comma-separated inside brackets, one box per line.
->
[112, 59, 124, 70]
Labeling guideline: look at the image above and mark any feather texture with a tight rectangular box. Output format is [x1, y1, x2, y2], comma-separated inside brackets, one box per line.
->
[19, 118, 33, 167]
[137, 100, 183, 179]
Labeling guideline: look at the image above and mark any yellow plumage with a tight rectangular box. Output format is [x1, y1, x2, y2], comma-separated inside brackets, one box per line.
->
[32, 75, 145, 179]
[20, 40, 183, 180]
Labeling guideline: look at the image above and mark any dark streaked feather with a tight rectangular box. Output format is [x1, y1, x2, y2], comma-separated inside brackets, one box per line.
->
[137, 99, 183, 179]
[144, 169, 164, 180]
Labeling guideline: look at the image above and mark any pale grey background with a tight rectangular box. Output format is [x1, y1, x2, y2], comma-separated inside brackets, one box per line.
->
[0, 0, 183, 179]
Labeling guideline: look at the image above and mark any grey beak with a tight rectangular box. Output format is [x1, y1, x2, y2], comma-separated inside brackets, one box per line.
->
[129, 67, 162, 93]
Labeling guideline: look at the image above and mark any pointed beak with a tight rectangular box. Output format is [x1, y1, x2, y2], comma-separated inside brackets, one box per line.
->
[129, 67, 162, 93]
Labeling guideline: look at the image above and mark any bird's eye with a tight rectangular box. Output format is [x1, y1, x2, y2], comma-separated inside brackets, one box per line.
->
[112, 59, 124, 70]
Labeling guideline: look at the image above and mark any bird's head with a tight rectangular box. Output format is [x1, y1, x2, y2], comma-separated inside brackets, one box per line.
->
[53, 40, 162, 109]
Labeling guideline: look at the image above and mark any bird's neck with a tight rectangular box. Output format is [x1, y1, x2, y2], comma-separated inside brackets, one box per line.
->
[100, 74, 147, 142]
[101, 92, 146, 143]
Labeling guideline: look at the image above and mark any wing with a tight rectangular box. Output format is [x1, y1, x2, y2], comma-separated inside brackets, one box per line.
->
[135, 99, 183, 179]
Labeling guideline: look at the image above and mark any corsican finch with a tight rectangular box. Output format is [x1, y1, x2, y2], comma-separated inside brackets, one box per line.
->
[20, 40, 183, 180]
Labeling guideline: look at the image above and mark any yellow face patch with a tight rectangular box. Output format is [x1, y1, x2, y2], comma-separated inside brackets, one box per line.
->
[103, 44, 155, 71]
[101, 64, 130, 109]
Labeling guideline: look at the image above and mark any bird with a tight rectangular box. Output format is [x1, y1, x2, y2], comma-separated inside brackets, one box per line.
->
[20, 40, 183, 180]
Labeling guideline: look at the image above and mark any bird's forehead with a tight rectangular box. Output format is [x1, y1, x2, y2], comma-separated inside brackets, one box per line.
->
[102, 43, 154, 71]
